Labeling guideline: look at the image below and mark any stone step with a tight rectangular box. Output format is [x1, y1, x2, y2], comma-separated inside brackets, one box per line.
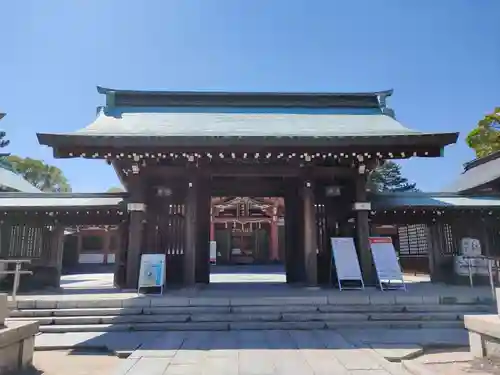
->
[35, 319, 465, 333]
[10, 294, 495, 310]
[9, 303, 494, 318]
[7, 310, 483, 327]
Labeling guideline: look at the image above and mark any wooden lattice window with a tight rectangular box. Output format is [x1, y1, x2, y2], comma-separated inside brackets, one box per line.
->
[7, 225, 43, 258]
[443, 224, 458, 255]
[397, 224, 428, 257]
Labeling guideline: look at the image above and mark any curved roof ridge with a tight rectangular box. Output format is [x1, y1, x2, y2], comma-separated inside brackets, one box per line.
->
[96, 86, 394, 98]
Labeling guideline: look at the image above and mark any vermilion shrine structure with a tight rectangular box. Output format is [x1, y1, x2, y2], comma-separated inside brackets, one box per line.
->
[3, 87, 500, 290]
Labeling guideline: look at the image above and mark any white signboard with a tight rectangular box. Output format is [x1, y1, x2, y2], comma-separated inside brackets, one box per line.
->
[460, 238, 482, 257]
[210, 241, 217, 264]
[330, 237, 364, 290]
[138, 254, 166, 294]
[369, 237, 406, 291]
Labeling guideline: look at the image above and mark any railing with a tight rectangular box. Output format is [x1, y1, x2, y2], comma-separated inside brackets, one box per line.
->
[0, 259, 32, 302]
[459, 256, 500, 298]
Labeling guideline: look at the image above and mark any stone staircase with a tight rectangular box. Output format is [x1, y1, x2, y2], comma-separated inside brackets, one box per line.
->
[6, 294, 496, 332]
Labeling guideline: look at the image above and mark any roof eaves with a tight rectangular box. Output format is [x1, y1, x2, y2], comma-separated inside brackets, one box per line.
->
[96, 86, 394, 98]
[464, 151, 500, 171]
[37, 132, 459, 149]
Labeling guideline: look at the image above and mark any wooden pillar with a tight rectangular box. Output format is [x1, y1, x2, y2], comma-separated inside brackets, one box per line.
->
[76, 231, 83, 264]
[184, 180, 197, 286]
[43, 224, 65, 288]
[355, 174, 374, 285]
[125, 207, 145, 289]
[427, 222, 446, 283]
[320, 195, 335, 286]
[195, 176, 211, 284]
[303, 180, 318, 286]
[480, 219, 492, 257]
[284, 178, 302, 283]
[102, 228, 111, 264]
[125, 175, 146, 290]
[210, 221, 215, 242]
[113, 222, 127, 289]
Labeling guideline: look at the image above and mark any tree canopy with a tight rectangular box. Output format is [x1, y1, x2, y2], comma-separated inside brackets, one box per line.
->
[368, 161, 418, 193]
[466, 107, 500, 158]
[6, 156, 71, 192]
[106, 187, 125, 193]
[0, 130, 10, 157]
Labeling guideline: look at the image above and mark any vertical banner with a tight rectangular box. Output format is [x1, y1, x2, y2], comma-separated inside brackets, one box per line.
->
[209, 241, 217, 264]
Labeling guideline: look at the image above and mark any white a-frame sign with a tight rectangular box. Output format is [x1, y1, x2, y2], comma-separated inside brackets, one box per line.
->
[330, 237, 365, 290]
[369, 237, 406, 291]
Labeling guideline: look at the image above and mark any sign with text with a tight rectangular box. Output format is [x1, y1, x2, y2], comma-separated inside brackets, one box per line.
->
[210, 241, 217, 264]
[369, 237, 406, 291]
[330, 237, 364, 290]
[138, 253, 166, 294]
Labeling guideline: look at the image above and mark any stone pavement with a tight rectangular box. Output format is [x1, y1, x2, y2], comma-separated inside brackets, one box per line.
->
[32, 328, 471, 374]
[116, 330, 411, 375]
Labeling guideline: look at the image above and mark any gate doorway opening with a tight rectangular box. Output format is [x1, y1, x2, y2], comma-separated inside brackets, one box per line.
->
[209, 196, 286, 285]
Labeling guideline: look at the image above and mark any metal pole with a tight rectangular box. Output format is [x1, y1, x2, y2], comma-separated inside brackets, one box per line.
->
[468, 258, 473, 288]
[489, 259, 495, 299]
[12, 262, 21, 302]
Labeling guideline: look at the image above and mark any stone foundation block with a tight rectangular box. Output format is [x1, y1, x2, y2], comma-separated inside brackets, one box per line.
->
[35, 300, 58, 309]
[150, 297, 190, 307]
[121, 298, 151, 308]
[229, 321, 326, 330]
[230, 296, 327, 306]
[191, 313, 281, 322]
[369, 295, 396, 305]
[328, 294, 370, 305]
[231, 305, 318, 314]
[465, 314, 500, 359]
[469, 331, 485, 357]
[282, 312, 368, 322]
[189, 297, 230, 306]
[0, 320, 39, 374]
[0, 294, 6, 325]
[394, 295, 424, 305]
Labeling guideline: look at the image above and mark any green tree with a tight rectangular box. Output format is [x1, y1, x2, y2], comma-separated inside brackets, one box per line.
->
[6, 156, 71, 192]
[368, 161, 418, 192]
[0, 128, 10, 157]
[106, 186, 124, 193]
[466, 107, 500, 158]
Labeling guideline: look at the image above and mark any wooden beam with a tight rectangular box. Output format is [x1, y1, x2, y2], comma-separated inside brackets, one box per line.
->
[144, 165, 358, 179]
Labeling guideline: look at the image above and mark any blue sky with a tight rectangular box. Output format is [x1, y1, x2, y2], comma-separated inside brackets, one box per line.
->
[0, 1, 499, 192]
